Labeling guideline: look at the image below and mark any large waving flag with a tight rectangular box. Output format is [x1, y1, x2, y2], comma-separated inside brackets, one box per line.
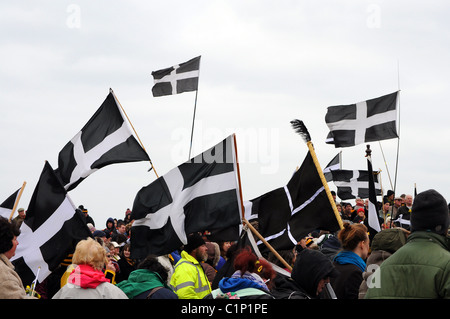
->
[244, 151, 342, 251]
[325, 92, 399, 148]
[11, 162, 92, 286]
[130, 134, 242, 258]
[55, 90, 150, 191]
[151, 56, 201, 97]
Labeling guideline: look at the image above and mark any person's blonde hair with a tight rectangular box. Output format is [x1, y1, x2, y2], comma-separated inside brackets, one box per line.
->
[72, 237, 108, 271]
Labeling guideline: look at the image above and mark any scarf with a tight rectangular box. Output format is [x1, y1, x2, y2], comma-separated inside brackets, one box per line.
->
[219, 270, 269, 293]
[68, 264, 109, 289]
[116, 269, 168, 299]
[334, 250, 366, 272]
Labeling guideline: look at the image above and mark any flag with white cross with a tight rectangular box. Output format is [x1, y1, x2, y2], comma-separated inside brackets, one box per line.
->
[11, 161, 92, 286]
[325, 91, 399, 148]
[55, 90, 150, 191]
[331, 169, 382, 200]
[151, 56, 201, 97]
[130, 134, 242, 258]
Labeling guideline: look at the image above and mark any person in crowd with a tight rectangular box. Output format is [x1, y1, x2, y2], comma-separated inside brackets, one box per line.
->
[211, 243, 240, 290]
[358, 228, 408, 298]
[379, 199, 390, 219]
[390, 196, 403, 220]
[104, 217, 116, 239]
[394, 194, 413, 230]
[366, 189, 450, 299]
[117, 255, 178, 299]
[116, 243, 136, 283]
[53, 237, 127, 299]
[0, 216, 36, 299]
[210, 248, 275, 299]
[289, 249, 339, 299]
[386, 190, 395, 206]
[79, 205, 95, 227]
[215, 240, 232, 270]
[330, 222, 370, 299]
[124, 208, 132, 224]
[341, 203, 353, 222]
[11, 208, 26, 228]
[352, 207, 366, 224]
[170, 233, 211, 299]
[201, 241, 221, 284]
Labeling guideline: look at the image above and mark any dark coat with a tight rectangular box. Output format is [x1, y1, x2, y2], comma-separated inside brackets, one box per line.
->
[330, 262, 363, 299]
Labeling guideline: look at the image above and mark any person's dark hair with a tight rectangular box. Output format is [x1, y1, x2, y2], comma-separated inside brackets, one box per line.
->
[0, 216, 21, 254]
[338, 222, 368, 251]
[137, 254, 169, 283]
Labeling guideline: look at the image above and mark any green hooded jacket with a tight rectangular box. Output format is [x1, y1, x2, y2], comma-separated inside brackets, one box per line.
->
[117, 269, 170, 299]
[365, 231, 450, 299]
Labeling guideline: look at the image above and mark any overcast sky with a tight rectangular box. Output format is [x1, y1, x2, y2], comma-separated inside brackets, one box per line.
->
[1, 1, 449, 227]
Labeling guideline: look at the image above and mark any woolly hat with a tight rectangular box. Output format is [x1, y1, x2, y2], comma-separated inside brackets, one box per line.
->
[411, 189, 449, 235]
[184, 233, 206, 253]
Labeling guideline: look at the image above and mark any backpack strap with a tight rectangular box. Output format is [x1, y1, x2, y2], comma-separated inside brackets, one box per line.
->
[146, 286, 164, 299]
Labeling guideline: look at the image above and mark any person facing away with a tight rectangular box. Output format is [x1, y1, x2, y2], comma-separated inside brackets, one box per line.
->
[117, 254, 177, 299]
[169, 233, 212, 299]
[53, 238, 128, 299]
[365, 189, 450, 299]
[210, 248, 275, 299]
[330, 222, 370, 299]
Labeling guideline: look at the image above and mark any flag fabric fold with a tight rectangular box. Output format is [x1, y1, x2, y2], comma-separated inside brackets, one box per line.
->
[151, 56, 201, 97]
[0, 188, 20, 219]
[55, 91, 150, 191]
[367, 152, 382, 235]
[11, 161, 92, 286]
[244, 151, 341, 252]
[325, 91, 399, 147]
[130, 134, 242, 258]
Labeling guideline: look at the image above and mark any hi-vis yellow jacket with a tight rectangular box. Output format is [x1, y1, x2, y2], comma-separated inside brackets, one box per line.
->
[170, 250, 212, 299]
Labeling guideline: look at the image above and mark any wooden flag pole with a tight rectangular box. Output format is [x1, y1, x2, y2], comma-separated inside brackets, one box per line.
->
[291, 120, 344, 230]
[243, 218, 293, 272]
[9, 181, 26, 222]
[110, 89, 159, 178]
[232, 134, 292, 271]
[188, 58, 201, 161]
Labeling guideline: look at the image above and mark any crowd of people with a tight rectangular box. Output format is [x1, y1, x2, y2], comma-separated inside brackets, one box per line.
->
[0, 188, 449, 300]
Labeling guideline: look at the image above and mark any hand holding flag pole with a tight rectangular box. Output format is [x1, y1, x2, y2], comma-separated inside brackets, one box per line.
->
[290, 120, 344, 230]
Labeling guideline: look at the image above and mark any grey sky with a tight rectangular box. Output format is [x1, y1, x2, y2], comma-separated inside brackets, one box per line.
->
[1, 1, 449, 227]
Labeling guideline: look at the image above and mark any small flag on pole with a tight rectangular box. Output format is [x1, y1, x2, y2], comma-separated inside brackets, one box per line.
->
[151, 56, 201, 97]
[0, 188, 20, 219]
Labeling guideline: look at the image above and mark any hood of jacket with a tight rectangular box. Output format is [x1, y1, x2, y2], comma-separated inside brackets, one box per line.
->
[291, 249, 339, 297]
[68, 264, 109, 289]
[116, 269, 166, 299]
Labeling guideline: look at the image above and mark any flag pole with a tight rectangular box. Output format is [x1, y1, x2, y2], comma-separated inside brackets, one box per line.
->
[242, 218, 293, 272]
[290, 120, 344, 230]
[394, 60, 401, 192]
[9, 181, 26, 222]
[232, 134, 292, 271]
[110, 89, 159, 178]
[188, 58, 201, 160]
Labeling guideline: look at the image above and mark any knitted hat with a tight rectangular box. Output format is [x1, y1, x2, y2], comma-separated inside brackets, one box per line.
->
[184, 233, 206, 253]
[411, 189, 449, 235]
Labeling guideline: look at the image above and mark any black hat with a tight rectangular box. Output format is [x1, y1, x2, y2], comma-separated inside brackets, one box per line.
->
[411, 189, 449, 235]
[184, 233, 206, 253]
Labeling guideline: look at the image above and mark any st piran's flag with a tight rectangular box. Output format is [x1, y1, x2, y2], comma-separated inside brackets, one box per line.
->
[151, 56, 200, 97]
[323, 152, 341, 183]
[11, 162, 92, 286]
[325, 91, 399, 147]
[55, 90, 150, 191]
[0, 188, 20, 219]
[331, 169, 382, 200]
[244, 151, 341, 252]
[130, 134, 242, 258]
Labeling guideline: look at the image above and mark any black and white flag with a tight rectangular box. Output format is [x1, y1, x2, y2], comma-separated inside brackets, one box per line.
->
[55, 90, 150, 191]
[151, 56, 201, 97]
[11, 162, 92, 286]
[244, 151, 341, 251]
[130, 134, 242, 258]
[331, 169, 382, 200]
[323, 152, 341, 182]
[0, 188, 20, 219]
[325, 91, 399, 147]
[367, 153, 381, 234]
